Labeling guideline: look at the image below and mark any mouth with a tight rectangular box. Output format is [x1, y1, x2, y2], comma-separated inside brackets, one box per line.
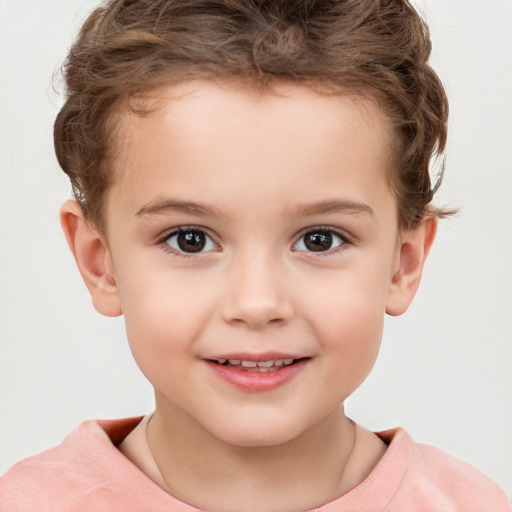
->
[209, 357, 302, 372]
[203, 353, 310, 392]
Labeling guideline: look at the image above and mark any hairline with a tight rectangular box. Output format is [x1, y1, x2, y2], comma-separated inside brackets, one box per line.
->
[90, 76, 405, 236]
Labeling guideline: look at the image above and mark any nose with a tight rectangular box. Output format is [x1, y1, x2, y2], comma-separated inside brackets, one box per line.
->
[221, 252, 294, 329]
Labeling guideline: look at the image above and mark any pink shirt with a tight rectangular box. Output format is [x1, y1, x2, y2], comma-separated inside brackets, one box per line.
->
[1, 417, 510, 511]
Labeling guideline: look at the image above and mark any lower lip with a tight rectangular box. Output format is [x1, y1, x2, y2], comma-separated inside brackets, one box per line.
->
[205, 359, 309, 392]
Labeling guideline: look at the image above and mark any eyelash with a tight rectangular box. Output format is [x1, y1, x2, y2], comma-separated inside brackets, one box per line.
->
[293, 226, 353, 257]
[157, 226, 218, 260]
[157, 225, 354, 259]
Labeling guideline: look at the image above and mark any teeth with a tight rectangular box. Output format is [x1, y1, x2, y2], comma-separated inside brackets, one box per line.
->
[217, 358, 297, 369]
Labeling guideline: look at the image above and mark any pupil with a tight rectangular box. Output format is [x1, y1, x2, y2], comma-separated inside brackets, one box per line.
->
[305, 232, 332, 252]
[177, 231, 206, 253]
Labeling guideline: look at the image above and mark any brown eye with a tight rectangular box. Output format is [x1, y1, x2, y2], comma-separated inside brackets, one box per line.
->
[306, 232, 332, 251]
[294, 229, 344, 252]
[166, 228, 216, 253]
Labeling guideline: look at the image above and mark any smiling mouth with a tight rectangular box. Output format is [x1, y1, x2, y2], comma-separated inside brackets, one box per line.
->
[210, 358, 302, 372]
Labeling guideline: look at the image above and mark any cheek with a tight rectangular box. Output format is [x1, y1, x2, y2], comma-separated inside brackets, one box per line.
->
[117, 269, 216, 381]
[300, 266, 388, 384]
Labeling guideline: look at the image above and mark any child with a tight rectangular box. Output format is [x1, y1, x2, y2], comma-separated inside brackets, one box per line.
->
[1, 0, 510, 510]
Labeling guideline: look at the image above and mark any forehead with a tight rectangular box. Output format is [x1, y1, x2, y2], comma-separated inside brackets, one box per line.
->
[120, 80, 390, 150]
[108, 80, 395, 223]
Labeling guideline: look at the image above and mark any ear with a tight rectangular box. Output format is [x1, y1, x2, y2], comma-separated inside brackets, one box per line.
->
[386, 216, 437, 316]
[60, 199, 122, 317]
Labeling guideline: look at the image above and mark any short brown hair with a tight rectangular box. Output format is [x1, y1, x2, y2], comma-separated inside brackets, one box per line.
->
[55, 0, 451, 231]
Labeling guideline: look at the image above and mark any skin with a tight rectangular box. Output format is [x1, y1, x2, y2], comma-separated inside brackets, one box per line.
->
[61, 80, 436, 511]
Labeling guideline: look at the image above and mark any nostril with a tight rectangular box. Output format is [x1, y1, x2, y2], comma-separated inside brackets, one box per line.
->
[221, 288, 294, 329]
[268, 317, 286, 325]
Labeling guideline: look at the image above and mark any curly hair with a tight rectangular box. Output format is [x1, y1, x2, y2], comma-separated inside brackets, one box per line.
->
[55, 0, 451, 231]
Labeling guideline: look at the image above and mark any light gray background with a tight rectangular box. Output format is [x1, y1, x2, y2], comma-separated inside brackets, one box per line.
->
[1, 0, 511, 497]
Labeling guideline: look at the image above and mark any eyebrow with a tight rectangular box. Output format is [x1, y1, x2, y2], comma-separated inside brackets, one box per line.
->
[136, 197, 375, 219]
[287, 199, 375, 218]
[136, 198, 225, 218]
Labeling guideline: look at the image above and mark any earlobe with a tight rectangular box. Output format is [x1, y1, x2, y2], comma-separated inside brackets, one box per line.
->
[60, 200, 122, 317]
[386, 216, 437, 316]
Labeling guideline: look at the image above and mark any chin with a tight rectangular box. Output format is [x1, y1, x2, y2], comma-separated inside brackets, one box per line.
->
[211, 418, 304, 448]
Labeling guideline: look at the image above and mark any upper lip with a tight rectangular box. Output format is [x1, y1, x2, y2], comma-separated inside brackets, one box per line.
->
[204, 352, 308, 362]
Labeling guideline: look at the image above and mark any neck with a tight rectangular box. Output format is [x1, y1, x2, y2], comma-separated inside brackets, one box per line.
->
[147, 398, 358, 512]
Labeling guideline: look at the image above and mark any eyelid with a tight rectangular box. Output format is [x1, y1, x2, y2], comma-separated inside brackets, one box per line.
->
[292, 226, 355, 254]
[155, 224, 355, 258]
[157, 225, 211, 242]
[157, 225, 220, 256]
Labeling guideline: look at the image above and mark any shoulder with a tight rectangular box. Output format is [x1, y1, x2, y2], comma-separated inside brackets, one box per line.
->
[319, 427, 511, 512]
[382, 428, 512, 512]
[0, 417, 147, 512]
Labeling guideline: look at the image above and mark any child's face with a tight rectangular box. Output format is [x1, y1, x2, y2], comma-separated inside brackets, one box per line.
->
[95, 81, 413, 446]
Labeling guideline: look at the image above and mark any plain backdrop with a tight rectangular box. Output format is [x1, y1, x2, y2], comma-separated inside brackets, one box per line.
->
[1, 0, 511, 497]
